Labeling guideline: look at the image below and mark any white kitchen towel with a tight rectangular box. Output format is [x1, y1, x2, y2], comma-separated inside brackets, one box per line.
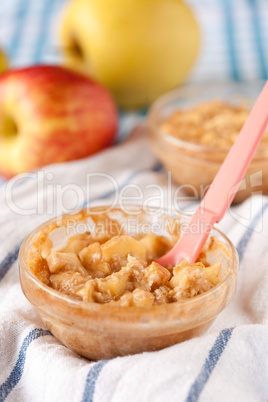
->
[0, 127, 268, 402]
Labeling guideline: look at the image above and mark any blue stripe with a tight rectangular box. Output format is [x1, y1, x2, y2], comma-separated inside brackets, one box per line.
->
[0, 242, 22, 282]
[8, 0, 31, 60]
[0, 328, 51, 401]
[222, 0, 240, 80]
[248, 0, 268, 80]
[184, 201, 268, 401]
[152, 162, 163, 172]
[119, 108, 148, 118]
[181, 201, 200, 212]
[81, 361, 108, 402]
[138, 107, 148, 117]
[236, 200, 268, 261]
[81, 161, 164, 209]
[185, 328, 234, 402]
[0, 176, 6, 187]
[32, 0, 55, 62]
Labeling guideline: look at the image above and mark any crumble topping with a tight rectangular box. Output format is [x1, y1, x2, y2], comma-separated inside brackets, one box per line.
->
[27, 214, 225, 306]
[161, 100, 268, 148]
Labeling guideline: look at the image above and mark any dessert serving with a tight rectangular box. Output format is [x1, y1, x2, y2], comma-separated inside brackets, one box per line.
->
[149, 83, 268, 203]
[19, 206, 238, 359]
[28, 216, 223, 307]
[160, 100, 268, 148]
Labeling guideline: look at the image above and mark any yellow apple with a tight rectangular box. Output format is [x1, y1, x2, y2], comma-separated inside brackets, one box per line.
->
[0, 65, 118, 178]
[60, 0, 200, 108]
[0, 48, 8, 74]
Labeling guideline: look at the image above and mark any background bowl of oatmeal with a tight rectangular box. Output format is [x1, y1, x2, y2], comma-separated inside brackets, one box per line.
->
[19, 206, 238, 360]
[148, 82, 268, 203]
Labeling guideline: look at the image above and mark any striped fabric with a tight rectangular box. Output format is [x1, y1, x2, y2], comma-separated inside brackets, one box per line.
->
[0, 0, 267, 80]
[0, 1, 268, 402]
[0, 130, 267, 401]
[188, 0, 268, 82]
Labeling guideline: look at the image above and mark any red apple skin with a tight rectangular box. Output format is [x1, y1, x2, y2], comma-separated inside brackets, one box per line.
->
[0, 65, 118, 178]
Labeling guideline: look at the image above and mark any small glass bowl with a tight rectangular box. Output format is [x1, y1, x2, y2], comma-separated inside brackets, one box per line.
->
[19, 206, 238, 360]
[148, 82, 268, 204]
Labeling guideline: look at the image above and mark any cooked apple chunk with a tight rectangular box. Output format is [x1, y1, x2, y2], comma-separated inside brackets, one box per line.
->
[139, 233, 171, 260]
[77, 269, 131, 303]
[77, 281, 96, 302]
[132, 289, 154, 306]
[97, 269, 131, 298]
[101, 235, 146, 261]
[79, 242, 111, 277]
[143, 261, 171, 290]
[40, 237, 54, 259]
[170, 260, 212, 299]
[60, 234, 91, 255]
[111, 289, 155, 307]
[205, 263, 222, 286]
[50, 271, 88, 297]
[29, 215, 226, 306]
[47, 251, 88, 275]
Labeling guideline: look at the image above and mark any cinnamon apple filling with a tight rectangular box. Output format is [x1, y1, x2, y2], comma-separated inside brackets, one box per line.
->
[27, 212, 226, 307]
[161, 100, 268, 148]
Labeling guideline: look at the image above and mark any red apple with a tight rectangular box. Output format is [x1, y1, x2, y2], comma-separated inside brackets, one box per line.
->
[0, 65, 118, 178]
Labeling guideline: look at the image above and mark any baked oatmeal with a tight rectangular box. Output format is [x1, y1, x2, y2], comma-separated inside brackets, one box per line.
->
[20, 207, 237, 359]
[160, 100, 268, 148]
[27, 212, 224, 307]
[150, 98, 268, 203]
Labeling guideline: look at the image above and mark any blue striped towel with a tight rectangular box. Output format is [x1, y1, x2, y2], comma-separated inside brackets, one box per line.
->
[0, 1, 268, 401]
[0, 127, 268, 401]
[0, 0, 267, 81]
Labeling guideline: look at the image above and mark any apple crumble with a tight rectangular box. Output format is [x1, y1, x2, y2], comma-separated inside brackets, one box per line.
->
[161, 100, 268, 148]
[27, 214, 224, 307]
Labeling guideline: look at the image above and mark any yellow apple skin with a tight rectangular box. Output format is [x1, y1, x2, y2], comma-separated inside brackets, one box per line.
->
[60, 0, 200, 109]
[0, 48, 8, 74]
[0, 66, 118, 178]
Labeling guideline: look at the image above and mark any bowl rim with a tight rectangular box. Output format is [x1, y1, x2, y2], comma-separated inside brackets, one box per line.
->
[148, 80, 267, 155]
[19, 205, 239, 316]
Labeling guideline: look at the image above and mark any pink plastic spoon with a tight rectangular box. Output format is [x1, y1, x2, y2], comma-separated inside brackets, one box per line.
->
[157, 81, 268, 266]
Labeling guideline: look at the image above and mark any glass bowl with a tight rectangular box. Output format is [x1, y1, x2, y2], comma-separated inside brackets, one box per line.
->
[19, 205, 238, 360]
[148, 81, 268, 204]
